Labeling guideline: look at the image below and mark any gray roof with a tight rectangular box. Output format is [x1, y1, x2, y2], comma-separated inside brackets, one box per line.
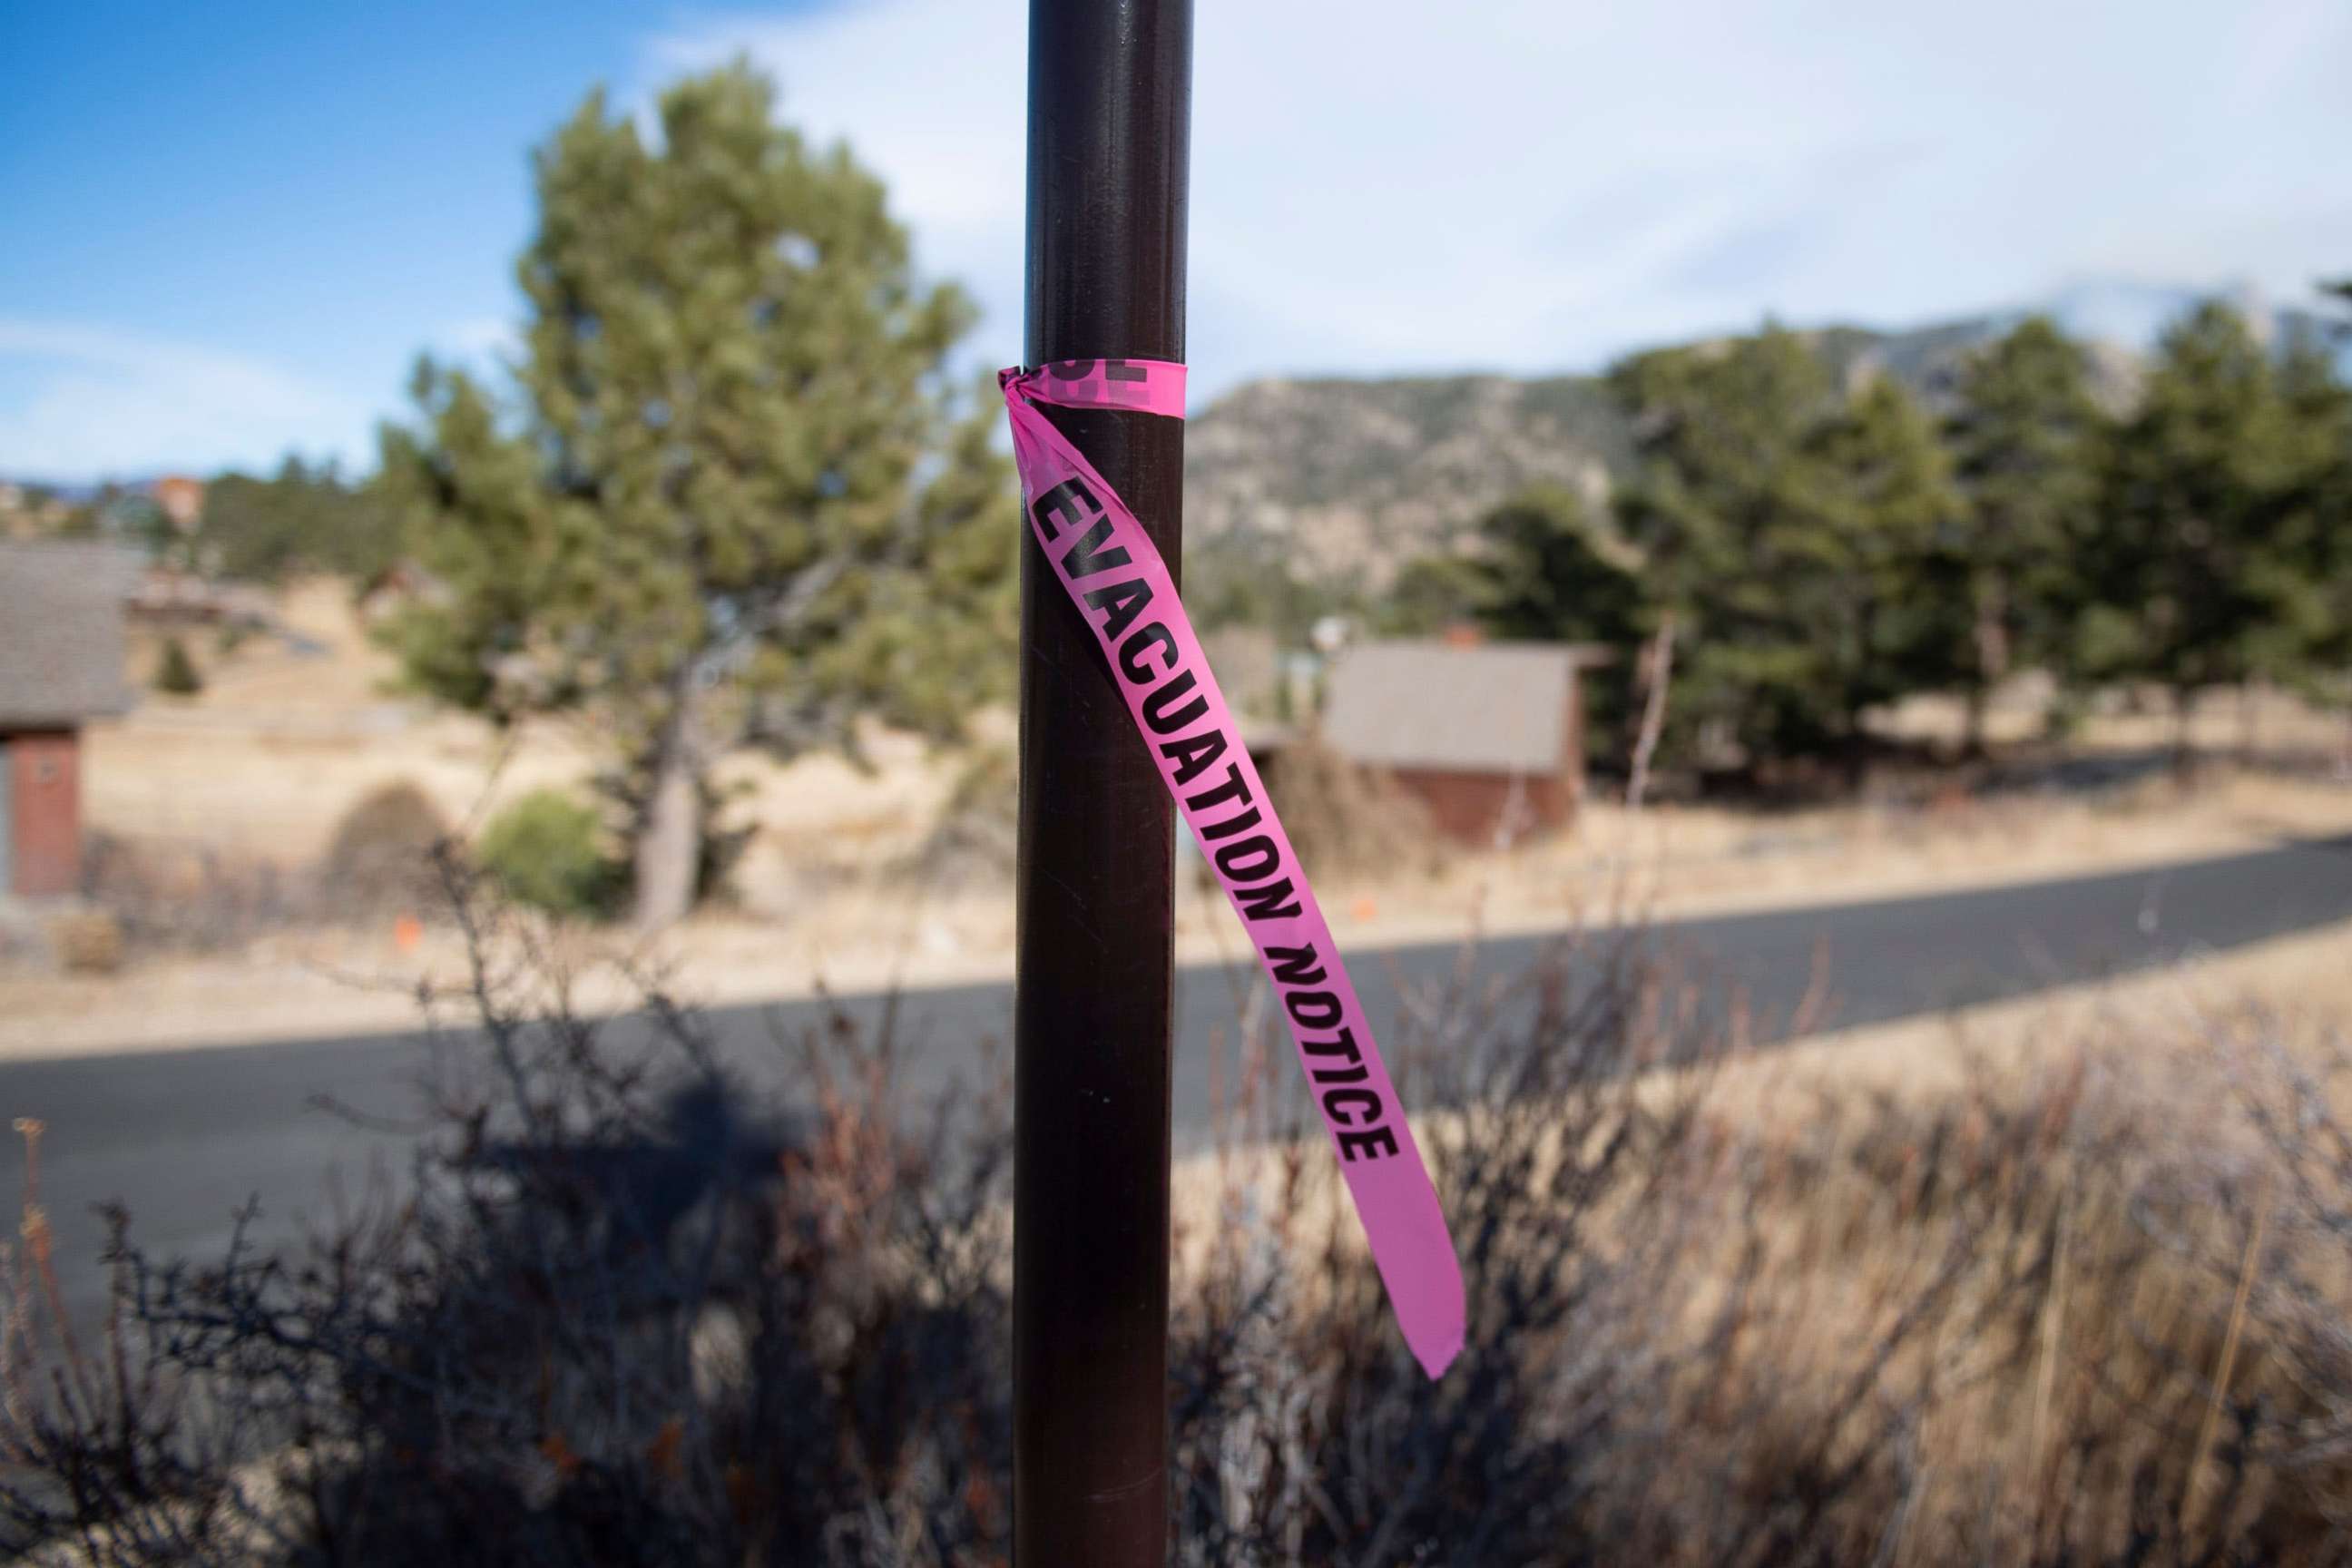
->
[1322, 639, 1595, 775]
[0, 543, 139, 727]
[1201, 625, 1279, 717]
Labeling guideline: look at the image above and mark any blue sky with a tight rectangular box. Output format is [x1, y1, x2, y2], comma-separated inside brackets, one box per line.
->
[5, 0, 2347, 481]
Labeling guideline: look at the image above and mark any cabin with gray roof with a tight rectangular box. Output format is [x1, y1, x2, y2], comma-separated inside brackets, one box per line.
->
[1321, 633, 1611, 845]
[0, 543, 138, 897]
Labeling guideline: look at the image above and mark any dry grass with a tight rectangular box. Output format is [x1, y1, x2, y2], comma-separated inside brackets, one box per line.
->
[6, 846, 2352, 1563]
[95, 581, 975, 880]
[1330, 761, 2352, 949]
[91, 582, 2352, 906]
[1873, 675, 2351, 760]
[25, 577, 2350, 1060]
[1158, 919, 2352, 1563]
[15, 761, 2347, 1058]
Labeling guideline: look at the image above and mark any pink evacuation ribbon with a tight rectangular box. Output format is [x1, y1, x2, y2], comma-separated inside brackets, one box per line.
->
[1001, 358, 1466, 1379]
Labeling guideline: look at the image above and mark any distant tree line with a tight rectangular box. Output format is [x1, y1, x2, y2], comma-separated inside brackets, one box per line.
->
[192, 456, 399, 584]
[1388, 296, 2352, 778]
[15, 460, 395, 583]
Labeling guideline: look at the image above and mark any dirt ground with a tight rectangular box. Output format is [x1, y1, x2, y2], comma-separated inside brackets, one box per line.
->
[102, 581, 962, 872]
[10, 580, 2351, 1057]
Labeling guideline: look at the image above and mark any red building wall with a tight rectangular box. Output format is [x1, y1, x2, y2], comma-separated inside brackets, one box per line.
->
[8, 729, 83, 897]
[1383, 670, 1590, 846]
[1387, 768, 1573, 845]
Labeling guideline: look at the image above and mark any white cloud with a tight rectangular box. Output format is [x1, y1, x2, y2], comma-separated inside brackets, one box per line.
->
[645, 4, 1027, 365]
[648, 0, 2352, 396]
[0, 320, 377, 479]
[13, 5, 2344, 483]
[437, 316, 521, 366]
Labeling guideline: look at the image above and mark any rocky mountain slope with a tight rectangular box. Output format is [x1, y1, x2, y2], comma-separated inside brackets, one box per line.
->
[1183, 374, 1630, 585]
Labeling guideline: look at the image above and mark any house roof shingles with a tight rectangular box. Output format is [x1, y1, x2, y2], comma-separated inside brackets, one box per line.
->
[0, 542, 139, 728]
[1322, 639, 1597, 776]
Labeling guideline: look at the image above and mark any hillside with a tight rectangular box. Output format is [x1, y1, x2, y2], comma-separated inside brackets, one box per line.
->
[1179, 317, 2043, 590]
[1183, 374, 1631, 586]
[1181, 285, 2343, 590]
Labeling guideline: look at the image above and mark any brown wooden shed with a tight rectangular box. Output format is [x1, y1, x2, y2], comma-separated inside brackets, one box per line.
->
[1321, 636, 1609, 846]
[0, 543, 137, 899]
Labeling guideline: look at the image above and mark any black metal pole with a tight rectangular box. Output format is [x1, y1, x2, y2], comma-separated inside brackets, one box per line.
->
[1014, 2, 1191, 1563]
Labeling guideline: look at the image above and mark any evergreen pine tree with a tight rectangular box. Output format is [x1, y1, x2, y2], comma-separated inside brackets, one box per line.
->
[153, 636, 202, 698]
[1939, 317, 2104, 750]
[1610, 328, 1824, 768]
[1472, 484, 1647, 649]
[2089, 303, 2308, 767]
[377, 65, 1016, 925]
[1790, 375, 1965, 759]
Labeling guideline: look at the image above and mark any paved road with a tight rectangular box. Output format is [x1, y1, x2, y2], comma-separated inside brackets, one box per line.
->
[5, 834, 2348, 1327]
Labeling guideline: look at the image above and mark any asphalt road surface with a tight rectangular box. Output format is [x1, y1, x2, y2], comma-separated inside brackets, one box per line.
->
[5, 834, 2348, 1328]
